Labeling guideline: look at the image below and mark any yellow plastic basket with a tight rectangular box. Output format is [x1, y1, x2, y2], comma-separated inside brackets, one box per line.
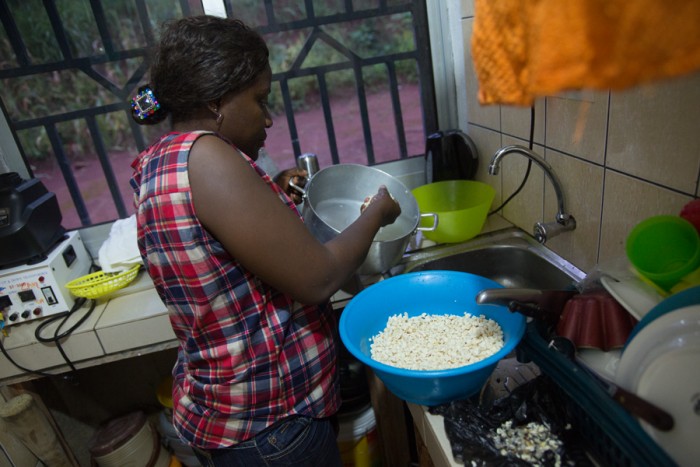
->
[66, 264, 141, 299]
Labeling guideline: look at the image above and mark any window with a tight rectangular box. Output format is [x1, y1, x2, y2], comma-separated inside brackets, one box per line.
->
[0, 0, 436, 229]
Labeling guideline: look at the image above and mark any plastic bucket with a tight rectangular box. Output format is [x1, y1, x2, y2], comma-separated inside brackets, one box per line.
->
[626, 215, 700, 292]
[412, 180, 495, 243]
[89, 411, 170, 467]
[337, 404, 381, 467]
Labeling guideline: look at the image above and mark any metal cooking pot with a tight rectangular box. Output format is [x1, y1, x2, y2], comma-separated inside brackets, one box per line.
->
[300, 164, 436, 275]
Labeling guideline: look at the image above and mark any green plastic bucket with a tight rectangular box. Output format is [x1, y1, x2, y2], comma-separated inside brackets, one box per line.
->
[412, 180, 495, 243]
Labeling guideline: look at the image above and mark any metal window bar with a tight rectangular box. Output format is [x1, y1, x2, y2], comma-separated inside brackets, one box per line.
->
[0, 0, 435, 228]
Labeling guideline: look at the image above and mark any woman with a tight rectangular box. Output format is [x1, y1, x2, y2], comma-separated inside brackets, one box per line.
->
[129, 15, 401, 467]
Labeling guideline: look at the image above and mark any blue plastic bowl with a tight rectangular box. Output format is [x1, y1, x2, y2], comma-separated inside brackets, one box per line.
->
[339, 271, 526, 406]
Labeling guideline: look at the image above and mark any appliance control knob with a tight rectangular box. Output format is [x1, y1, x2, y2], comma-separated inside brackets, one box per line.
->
[33, 307, 42, 316]
[9, 313, 19, 322]
[21, 310, 31, 319]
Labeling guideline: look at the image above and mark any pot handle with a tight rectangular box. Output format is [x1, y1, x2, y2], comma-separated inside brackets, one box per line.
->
[288, 176, 308, 195]
[416, 213, 438, 232]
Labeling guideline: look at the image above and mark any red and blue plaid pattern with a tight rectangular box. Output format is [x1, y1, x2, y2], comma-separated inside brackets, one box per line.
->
[130, 131, 339, 448]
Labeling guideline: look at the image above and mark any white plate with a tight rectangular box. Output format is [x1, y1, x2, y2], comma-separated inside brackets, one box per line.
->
[576, 348, 621, 383]
[615, 305, 700, 467]
[600, 274, 664, 320]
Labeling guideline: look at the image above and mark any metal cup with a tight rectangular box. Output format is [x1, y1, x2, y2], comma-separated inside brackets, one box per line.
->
[296, 153, 320, 178]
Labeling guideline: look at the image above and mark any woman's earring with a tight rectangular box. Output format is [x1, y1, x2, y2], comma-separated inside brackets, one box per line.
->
[210, 106, 224, 125]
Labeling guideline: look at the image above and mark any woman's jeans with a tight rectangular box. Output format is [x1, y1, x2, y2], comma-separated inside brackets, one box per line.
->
[192, 416, 342, 467]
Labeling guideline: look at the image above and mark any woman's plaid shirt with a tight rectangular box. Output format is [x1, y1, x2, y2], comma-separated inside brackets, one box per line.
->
[130, 131, 340, 448]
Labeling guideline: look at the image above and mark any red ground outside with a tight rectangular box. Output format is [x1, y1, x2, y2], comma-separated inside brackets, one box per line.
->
[32, 84, 425, 230]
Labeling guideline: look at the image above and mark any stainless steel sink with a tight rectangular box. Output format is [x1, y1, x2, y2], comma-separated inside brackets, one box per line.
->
[400, 227, 586, 289]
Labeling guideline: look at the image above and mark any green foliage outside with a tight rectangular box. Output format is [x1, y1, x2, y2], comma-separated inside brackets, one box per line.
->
[0, 0, 418, 162]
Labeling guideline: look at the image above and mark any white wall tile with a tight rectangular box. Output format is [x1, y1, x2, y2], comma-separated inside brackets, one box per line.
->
[545, 90, 609, 164]
[599, 171, 694, 263]
[544, 149, 603, 271]
[461, 18, 501, 131]
[501, 99, 545, 146]
[607, 72, 700, 195]
[468, 124, 504, 206]
[461, 0, 474, 17]
[499, 137, 545, 235]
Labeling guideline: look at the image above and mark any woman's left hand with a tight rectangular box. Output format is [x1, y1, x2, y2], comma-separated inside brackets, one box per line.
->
[274, 167, 308, 204]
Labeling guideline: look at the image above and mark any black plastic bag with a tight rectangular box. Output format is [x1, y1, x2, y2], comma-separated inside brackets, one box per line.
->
[429, 376, 594, 466]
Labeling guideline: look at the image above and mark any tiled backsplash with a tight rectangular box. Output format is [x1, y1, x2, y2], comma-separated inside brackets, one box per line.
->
[459, 7, 700, 273]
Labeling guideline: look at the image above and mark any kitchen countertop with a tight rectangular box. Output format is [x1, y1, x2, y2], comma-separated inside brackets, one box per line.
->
[409, 403, 462, 467]
[0, 272, 176, 383]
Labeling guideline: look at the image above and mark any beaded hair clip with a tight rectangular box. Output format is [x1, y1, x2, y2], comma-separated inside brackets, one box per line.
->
[131, 87, 161, 120]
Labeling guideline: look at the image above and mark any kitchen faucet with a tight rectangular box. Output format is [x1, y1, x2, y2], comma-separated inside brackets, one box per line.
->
[488, 145, 576, 243]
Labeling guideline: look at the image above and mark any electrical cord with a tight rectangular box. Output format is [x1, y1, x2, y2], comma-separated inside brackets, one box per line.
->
[0, 297, 96, 379]
[0, 333, 56, 378]
[35, 297, 97, 373]
[488, 105, 536, 216]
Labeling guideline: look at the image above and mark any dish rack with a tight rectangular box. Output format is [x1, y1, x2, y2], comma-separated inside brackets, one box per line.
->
[516, 321, 676, 467]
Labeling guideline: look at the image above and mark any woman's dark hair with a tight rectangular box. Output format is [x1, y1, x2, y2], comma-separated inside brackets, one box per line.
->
[132, 15, 269, 125]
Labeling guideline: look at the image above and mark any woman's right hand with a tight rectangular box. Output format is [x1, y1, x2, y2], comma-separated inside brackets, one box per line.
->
[361, 185, 401, 227]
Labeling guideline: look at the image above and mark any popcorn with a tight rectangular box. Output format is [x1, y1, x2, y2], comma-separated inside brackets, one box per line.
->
[370, 312, 504, 370]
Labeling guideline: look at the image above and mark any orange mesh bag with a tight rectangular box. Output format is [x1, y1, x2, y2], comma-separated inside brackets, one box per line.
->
[472, 0, 700, 106]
